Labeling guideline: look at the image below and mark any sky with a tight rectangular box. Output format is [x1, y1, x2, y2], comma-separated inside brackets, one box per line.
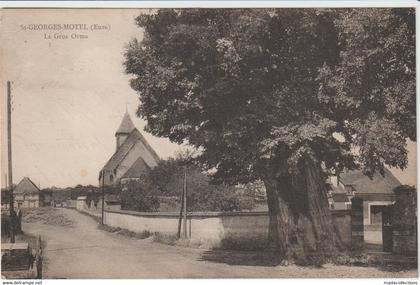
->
[0, 9, 182, 188]
[0, 8, 417, 188]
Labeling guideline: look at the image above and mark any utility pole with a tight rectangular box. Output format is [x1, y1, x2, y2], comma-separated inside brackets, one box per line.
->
[5, 174, 8, 209]
[183, 166, 187, 239]
[177, 184, 184, 239]
[101, 169, 105, 225]
[7, 81, 15, 243]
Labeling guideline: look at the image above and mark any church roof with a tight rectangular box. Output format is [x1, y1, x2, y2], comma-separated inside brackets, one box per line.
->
[14, 177, 40, 194]
[335, 168, 401, 194]
[121, 157, 151, 179]
[116, 111, 136, 135]
[102, 128, 160, 173]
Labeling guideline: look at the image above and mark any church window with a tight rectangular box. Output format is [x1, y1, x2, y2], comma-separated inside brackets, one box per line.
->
[110, 174, 114, 183]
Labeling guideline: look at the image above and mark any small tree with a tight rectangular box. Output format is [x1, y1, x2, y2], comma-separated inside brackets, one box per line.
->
[120, 180, 160, 212]
[148, 153, 256, 211]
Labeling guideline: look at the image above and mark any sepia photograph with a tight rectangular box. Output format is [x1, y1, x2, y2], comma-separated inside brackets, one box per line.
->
[0, 5, 417, 280]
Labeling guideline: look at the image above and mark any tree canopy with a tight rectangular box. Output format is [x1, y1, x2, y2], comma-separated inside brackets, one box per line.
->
[125, 9, 415, 185]
[124, 8, 415, 260]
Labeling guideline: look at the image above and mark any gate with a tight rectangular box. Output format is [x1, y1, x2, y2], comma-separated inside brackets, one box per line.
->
[382, 205, 393, 252]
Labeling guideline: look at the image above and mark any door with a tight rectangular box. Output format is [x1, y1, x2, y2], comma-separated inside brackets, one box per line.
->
[382, 205, 393, 252]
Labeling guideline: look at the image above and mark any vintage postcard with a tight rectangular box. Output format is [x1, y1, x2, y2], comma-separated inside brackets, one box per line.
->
[0, 6, 417, 280]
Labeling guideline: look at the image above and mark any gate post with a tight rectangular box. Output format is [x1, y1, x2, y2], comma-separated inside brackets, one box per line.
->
[351, 197, 364, 251]
[392, 185, 417, 256]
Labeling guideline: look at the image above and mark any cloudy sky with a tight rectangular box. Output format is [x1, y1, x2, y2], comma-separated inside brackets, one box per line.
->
[0, 9, 416, 188]
[0, 9, 182, 188]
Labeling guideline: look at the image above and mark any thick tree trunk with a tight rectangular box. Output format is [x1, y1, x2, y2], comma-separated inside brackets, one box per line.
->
[263, 158, 342, 264]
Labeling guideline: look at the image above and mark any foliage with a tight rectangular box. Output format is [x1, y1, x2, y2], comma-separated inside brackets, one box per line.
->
[152, 232, 179, 245]
[1, 189, 11, 204]
[124, 8, 415, 185]
[187, 176, 255, 212]
[120, 180, 160, 212]
[318, 8, 415, 177]
[146, 153, 256, 211]
[42, 185, 100, 201]
[98, 224, 152, 239]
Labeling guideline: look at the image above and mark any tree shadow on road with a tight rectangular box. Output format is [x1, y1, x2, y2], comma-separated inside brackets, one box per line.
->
[198, 249, 283, 267]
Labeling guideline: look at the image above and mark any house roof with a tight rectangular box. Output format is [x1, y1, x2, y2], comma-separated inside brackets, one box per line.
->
[14, 177, 40, 194]
[121, 157, 151, 179]
[337, 168, 401, 194]
[102, 128, 160, 173]
[116, 111, 136, 135]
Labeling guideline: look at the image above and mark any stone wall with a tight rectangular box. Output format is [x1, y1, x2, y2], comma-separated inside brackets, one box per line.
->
[77, 207, 352, 249]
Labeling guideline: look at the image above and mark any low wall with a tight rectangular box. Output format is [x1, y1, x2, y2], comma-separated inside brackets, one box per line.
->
[78, 207, 352, 249]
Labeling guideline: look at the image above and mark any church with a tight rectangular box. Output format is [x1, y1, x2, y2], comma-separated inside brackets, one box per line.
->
[99, 111, 161, 186]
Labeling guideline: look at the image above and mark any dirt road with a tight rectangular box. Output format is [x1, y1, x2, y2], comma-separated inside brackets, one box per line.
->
[22, 208, 416, 278]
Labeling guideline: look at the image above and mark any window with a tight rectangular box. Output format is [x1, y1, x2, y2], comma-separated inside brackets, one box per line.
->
[110, 174, 114, 183]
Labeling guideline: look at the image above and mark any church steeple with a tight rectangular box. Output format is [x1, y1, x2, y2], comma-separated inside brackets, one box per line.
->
[115, 110, 136, 150]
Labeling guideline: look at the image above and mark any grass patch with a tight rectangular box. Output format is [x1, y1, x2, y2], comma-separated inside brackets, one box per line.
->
[152, 233, 179, 246]
[96, 223, 181, 246]
[332, 251, 417, 271]
[332, 252, 370, 267]
[97, 224, 152, 239]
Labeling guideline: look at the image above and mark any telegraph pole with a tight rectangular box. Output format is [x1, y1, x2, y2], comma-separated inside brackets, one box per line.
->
[101, 169, 105, 225]
[4, 174, 8, 209]
[182, 166, 187, 239]
[177, 186, 184, 239]
[7, 81, 15, 243]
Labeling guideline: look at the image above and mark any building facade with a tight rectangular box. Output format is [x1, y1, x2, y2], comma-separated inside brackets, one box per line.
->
[99, 111, 160, 186]
[13, 177, 52, 208]
[328, 168, 402, 244]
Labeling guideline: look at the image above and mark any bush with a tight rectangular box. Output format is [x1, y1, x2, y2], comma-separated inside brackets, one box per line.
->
[187, 183, 256, 212]
[120, 181, 160, 212]
[153, 233, 178, 245]
[147, 154, 258, 212]
[98, 224, 152, 239]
